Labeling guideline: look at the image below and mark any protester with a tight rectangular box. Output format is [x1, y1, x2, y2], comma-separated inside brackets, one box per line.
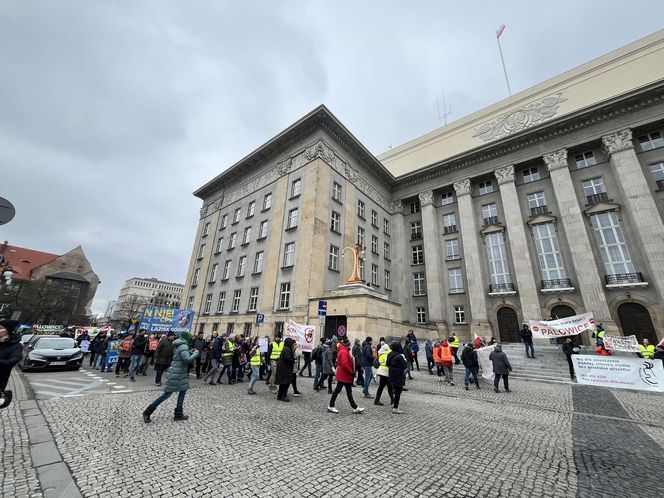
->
[143, 331, 199, 423]
[433, 341, 443, 376]
[289, 340, 303, 398]
[362, 337, 374, 399]
[311, 338, 324, 391]
[489, 344, 512, 393]
[374, 343, 393, 406]
[94, 331, 110, 372]
[115, 333, 133, 377]
[562, 338, 579, 380]
[154, 332, 175, 386]
[439, 340, 454, 385]
[425, 339, 434, 375]
[275, 338, 296, 402]
[595, 342, 612, 356]
[232, 334, 244, 383]
[191, 332, 207, 379]
[138, 333, 154, 375]
[327, 339, 364, 414]
[298, 347, 312, 378]
[461, 343, 480, 390]
[410, 338, 420, 371]
[473, 336, 486, 350]
[448, 334, 460, 365]
[352, 338, 364, 386]
[404, 342, 415, 380]
[654, 344, 664, 363]
[247, 338, 262, 395]
[129, 329, 148, 382]
[488, 337, 497, 346]
[387, 341, 407, 414]
[315, 340, 335, 394]
[521, 324, 535, 359]
[0, 320, 22, 410]
[79, 335, 90, 358]
[639, 339, 655, 360]
[204, 333, 223, 385]
[268, 335, 284, 393]
[219, 335, 235, 385]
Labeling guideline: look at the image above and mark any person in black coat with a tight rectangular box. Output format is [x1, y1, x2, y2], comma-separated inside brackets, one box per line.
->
[520, 324, 535, 359]
[275, 338, 295, 402]
[387, 341, 407, 414]
[562, 338, 580, 380]
[489, 344, 512, 393]
[0, 320, 23, 409]
[461, 344, 480, 390]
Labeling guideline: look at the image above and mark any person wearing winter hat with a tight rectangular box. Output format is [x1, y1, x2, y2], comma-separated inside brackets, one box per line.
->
[386, 341, 407, 414]
[143, 330, 199, 423]
[0, 320, 22, 409]
[327, 339, 364, 414]
[374, 342, 393, 406]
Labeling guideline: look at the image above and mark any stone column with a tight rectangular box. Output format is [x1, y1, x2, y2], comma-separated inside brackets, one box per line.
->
[602, 129, 664, 301]
[390, 200, 410, 322]
[494, 165, 541, 321]
[543, 149, 615, 330]
[454, 179, 491, 336]
[418, 190, 445, 325]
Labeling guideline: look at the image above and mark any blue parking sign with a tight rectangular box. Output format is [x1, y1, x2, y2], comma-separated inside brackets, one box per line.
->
[256, 313, 265, 325]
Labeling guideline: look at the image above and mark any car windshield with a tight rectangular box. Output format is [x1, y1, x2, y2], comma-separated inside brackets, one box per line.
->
[35, 338, 76, 350]
[20, 334, 34, 343]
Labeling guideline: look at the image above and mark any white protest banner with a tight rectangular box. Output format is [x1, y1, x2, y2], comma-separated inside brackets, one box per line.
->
[528, 312, 596, 339]
[602, 334, 641, 353]
[476, 344, 495, 380]
[572, 355, 664, 392]
[284, 320, 315, 352]
[258, 337, 269, 354]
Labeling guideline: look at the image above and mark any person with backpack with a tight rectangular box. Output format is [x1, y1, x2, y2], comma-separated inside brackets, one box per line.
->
[311, 338, 324, 390]
[461, 343, 480, 390]
[315, 340, 335, 394]
[439, 340, 454, 385]
[373, 343, 393, 406]
[387, 341, 407, 414]
[115, 333, 133, 377]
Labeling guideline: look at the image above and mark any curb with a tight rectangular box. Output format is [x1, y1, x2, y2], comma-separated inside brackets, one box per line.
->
[15, 372, 83, 498]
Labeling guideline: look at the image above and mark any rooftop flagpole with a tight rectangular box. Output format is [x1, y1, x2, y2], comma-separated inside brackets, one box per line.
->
[495, 24, 512, 96]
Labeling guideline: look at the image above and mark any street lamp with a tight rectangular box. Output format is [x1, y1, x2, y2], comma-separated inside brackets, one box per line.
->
[340, 243, 366, 284]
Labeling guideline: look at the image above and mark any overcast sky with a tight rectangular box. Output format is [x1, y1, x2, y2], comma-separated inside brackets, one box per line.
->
[1, 1, 662, 315]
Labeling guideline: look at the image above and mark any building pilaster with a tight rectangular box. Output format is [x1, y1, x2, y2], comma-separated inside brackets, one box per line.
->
[390, 201, 410, 323]
[602, 129, 664, 301]
[418, 190, 445, 325]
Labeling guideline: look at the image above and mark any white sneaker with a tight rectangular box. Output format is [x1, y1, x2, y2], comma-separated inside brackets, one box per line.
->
[392, 408, 403, 414]
[327, 406, 339, 413]
[353, 407, 365, 414]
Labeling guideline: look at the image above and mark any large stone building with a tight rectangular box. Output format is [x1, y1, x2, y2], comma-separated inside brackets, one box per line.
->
[112, 277, 184, 325]
[183, 30, 664, 344]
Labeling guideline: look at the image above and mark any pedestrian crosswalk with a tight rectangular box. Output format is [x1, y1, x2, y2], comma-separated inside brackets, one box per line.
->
[25, 367, 134, 399]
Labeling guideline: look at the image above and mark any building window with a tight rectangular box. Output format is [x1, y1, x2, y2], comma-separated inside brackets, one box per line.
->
[371, 235, 378, 254]
[532, 223, 566, 281]
[242, 227, 252, 244]
[331, 211, 341, 233]
[649, 162, 664, 189]
[198, 243, 206, 259]
[413, 272, 426, 296]
[237, 256, 246, 277]
[192, 268, 200, 286]
[582, 177, 606, 204]
[228, 233, 237, 249]
[410, 221, 422, 240]
[203, 293, 212, 314]
[383, 218, 390, 236]
[274, 322, 284, 336]
[522, 167, 540, 183]
[454, 306, 465, 324]
[527, 192, 548, 215]
[203, 222, 210, 237]
[449, 268, 463, 293]
[290, 178, 302, 198]
[485, 233, 511, 286]
[217, 292, 226, 313]
[210, 264, 218, 283]
[357, 200, 365, 219]
[443, 213, 456, 234]
[482, 203, 498, 225]
[263, 193, 272, 210]
[329, 245, 339, 271]
[638, 131, 664, 151]
[243, 323, 252, 336]
[575, 151, 596, 169]
[233, 208, 241, 224]
[232, 290, 241, 312]
[441, 191, 454, 205]
[384, 270, 391, 290]
[283, 242, 295, 267]
[358, 258, 365, 280]
[220, 214, 228, 229]
[247, 201, 255, 218]
[279, 283, 291, 309]
[222, 260, 231, 280]
[416, 307, 426, 324]
[371, 264, 378, 286]
[478, 180, 493, 195]
[410, 200, 420, 214]
[332, 182, 342, 202]
[215, 237, 224, 253]
[187, 296, 194, 311]
[258, 220, 268, 239]
[383, 242, 390, 260]
[248, 287, 259, 312]
[287, 208, 299, 229]
[371, 210, 378, 227]
[411, 245, 424, 265]
[591, 212, 635, 275]
[226, 323, 235, 335]
[356, 227, 365, 247]
[446, 239, 460, 260]
[253, 251, 264, 274]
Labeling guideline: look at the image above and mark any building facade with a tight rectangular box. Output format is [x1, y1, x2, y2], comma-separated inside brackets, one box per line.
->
[112, 277, 184, 324]
[183, 30, 664, 344]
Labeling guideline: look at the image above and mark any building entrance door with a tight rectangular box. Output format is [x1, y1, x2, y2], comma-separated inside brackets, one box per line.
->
[551, 305, 576, 344]
[497, 307, 520, 342]
[324, 315, 347, 339]
[618, 303, 657, 344]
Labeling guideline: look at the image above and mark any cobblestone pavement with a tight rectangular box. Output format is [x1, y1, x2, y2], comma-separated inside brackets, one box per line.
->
[33, 371, 663, 498]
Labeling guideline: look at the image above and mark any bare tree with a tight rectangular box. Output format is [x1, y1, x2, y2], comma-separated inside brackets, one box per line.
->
[112, 294, 150, 328]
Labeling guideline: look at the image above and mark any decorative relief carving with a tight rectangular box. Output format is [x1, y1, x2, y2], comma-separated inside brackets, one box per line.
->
[602, 129, 633, 155]
[473, 93, 567, 142]
[389, 200, 403, 213]
[543, 148, 568, 172]
[453, 178, 471, 197]
[304, 139, 335, 164]
[277, 159, 292, 176]
[494, 165, 515, 185]
[418, 190, 434, 206]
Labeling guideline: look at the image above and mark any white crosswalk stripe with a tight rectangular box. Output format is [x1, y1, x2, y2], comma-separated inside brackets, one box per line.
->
[25, 369, 134, 399]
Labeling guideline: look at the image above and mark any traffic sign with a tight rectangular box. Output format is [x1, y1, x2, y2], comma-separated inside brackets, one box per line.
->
[318, 300, 327, 316]
[337, 325, 346, 337]
[256, 313, 265, 325]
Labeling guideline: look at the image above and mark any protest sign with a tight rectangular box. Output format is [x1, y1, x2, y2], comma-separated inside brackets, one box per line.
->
[106, 340, 119, 366]
[572, 354, 664, 392]
[476, 344, 495, 380]
[528, 312, 596, 339]
[602, 334, 641, 353]
[258, 337, 269, 354]
[139, 307, 195, 334]
[284, 320, 315, 352]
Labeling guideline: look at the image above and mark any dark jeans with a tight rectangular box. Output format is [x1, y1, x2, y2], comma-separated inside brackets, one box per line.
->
[194, 356, 202, 378]
[277, 383, 290, 400]
[313, 363, 322, 388]
[219, 364, 234, 384]
[464, 367, 479, 386]
[155, 364, 168, 384]
[451, 347, 460, 364]
[146, 390, 186, 414]
[0, 368, 11, 392]
[524, 342, 535, 358]
[566, 356, 575, 378]
[375, 375, 393, 404]
[413, 353, 420, 371]
[393, 385, 403, 409]
[329, 381, 357, 409]
[494, 374, 509, 390]
[316, 373, 334, 393]
[115, 357, 130, 375]
[298, 353, 312, 376]
[291, 372, 299, 394]
[88, 352, 96, 366]
[426, 356, 434, 373]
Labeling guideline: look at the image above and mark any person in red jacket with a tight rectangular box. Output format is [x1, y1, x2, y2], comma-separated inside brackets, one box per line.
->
[327, 339, 365, 414]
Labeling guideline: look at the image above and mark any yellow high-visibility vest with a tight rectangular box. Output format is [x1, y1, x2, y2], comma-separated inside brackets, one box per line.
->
[270, 341, 284, 360]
